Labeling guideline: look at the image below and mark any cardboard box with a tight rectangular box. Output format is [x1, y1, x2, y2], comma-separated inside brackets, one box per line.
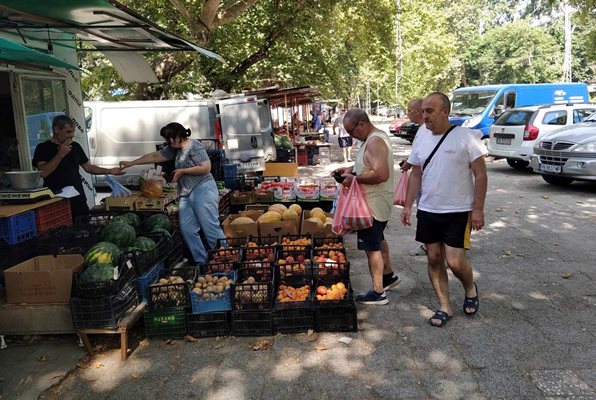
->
[221, 211, 262, 238]
[245, 204, 270, 213]
[230, 190, 253, 205]
[300, 210, 336, 238]
[258, 218, 299, 236]
[104, 195, 137, 211]
[4, 255, 84, 304]
[135, 192, 177, 211]
[263, 162, 298, 177]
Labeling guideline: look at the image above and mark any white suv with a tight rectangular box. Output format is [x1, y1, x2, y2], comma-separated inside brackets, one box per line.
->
[487, 103, 596, 169]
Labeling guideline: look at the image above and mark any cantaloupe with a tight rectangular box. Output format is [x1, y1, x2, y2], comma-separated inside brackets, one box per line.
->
[282, 209, 298, 221]
[311, 210, 327, 224]
[259, 211, 282, 223]
[310, 207, 324, 215]
[269, 203, 288, 214]
[307, 217, 324, 229]
[325, 217, 333, 225]
[289, 204, 302, 216]
[231, 216, 255, 225]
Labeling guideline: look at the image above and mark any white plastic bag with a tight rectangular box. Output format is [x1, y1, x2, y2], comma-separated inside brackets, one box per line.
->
[105, 175, 132, 198]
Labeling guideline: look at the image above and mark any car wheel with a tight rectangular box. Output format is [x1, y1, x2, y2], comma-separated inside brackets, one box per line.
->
[506, 159, 530, 170]
[541, 174, 573, 186]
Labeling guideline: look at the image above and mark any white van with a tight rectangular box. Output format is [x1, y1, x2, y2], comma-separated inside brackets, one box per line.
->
[85, 95, 276, 187]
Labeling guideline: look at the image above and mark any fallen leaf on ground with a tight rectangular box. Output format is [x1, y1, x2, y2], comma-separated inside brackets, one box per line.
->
[250, 339, 273, 351]
[495, 207, 503, 212]
[542, 195, 550, 199]
[503, 250, 512, 256]
[307, 329, 317, 342]
[315, 344, 328, 351]
[91, 362, 103, 369]
[184, 335, 199, 342]
[561, 272, 573, 279]
[139, 339, 150, 348]
[37, 355, 48, 362]
[165, 339, 178, 345]
[213, 341, 225, 350]
[131, 373, 139, 379]
[50, 375, 63, 380]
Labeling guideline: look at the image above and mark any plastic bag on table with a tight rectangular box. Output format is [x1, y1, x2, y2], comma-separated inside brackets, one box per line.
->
[105, 175, 132, 198]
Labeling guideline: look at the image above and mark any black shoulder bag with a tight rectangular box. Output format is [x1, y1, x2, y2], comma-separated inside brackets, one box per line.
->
[422, 125, 456, 172]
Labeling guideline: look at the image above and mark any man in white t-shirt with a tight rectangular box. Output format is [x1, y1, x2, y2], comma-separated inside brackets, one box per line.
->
[401, 92, 488, 328]
[333, 110, 353, 163]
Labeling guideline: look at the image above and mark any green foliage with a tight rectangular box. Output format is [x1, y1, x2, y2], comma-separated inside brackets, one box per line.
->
[464, 20, 562, 85]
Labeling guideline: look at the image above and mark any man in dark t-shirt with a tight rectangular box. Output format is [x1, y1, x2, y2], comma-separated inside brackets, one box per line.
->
[32, 115, 123, 221]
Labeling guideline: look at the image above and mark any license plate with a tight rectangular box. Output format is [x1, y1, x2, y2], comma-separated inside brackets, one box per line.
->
[538, 164, 561, 173]
[496, 137, 511, 145]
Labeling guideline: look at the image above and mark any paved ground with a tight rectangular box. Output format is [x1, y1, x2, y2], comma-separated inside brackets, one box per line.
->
[2, 124, 596, 400]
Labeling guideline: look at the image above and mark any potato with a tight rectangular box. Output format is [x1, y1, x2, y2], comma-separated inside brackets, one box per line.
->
[198, 277, 207, 284]
[205, 275, 213, 283]
[218, 276, 228, 283]
[159, 278, 168, 285]
[246, 276, 256, 284]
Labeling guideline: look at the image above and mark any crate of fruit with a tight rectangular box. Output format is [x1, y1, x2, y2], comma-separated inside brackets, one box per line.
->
[242, 244, 277, 264]
[186, 311, 230, 338]
[190, 271, 236, 313]
[313, 236, 344, 248]
[72, 259, 135, 299]
[294, 179, 320, 201]
[276, 248, 313, 281]
[274, 279, 312, 309]
[207, 247, 242, 264]
[312, 246, 348, 277]
[148, 266, 196, 309]
[232, 276, 273, 310]
[247, 235, 279, 247]
[280, 234, 312, 251]
[216, 237, 246, 249]
[313, 277, 352, 306]
[124, 231, 171, 276]
[71, 281, 138, 330]
[144, 306, 187, 338]
[231, 310, 273, 336]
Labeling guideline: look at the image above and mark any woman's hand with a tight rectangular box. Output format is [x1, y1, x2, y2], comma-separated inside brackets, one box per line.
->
[172, 169, 186, 182]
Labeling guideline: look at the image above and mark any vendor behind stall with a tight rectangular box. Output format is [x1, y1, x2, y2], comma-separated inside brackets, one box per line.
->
[33, 115, 123, 222]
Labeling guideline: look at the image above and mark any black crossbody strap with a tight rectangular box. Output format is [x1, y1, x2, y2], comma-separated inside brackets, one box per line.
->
[422, 125, 456, 172]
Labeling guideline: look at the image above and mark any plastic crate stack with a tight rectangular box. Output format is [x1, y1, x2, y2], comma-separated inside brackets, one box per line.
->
[35, 198, 73, 234]
[223, 163, 242, 190]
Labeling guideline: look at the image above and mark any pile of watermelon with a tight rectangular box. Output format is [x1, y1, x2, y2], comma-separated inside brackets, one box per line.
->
[79, 213, 173, 284]
[274, 135, 293, 150]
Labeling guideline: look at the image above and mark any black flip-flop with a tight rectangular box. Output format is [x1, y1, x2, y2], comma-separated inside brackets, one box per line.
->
[463, 282, 479, 316]
[429, 310, 451, 328]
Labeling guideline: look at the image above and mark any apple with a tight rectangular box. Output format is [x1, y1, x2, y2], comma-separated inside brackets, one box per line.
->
[296, 254, 305, 263]
[286, 256, 295, 264]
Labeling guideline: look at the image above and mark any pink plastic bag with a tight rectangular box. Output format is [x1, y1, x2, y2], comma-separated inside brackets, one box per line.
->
[332, 180, 374, 235]
[393, 171, 409, 206]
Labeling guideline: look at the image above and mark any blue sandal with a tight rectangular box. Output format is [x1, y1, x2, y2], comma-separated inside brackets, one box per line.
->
[463, 283, 479, 316]
[429, 310, 452, 328]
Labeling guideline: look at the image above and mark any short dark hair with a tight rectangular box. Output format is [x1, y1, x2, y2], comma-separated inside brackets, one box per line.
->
[52, 115, 73, 131]
[426, 92, 451, 111]
[160, 122, 191, 142]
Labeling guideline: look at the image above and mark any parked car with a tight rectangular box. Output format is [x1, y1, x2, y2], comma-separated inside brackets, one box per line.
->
[389, 117, 409, 135]
[530, 111, 596, 186]
[487, 103, 596, 169]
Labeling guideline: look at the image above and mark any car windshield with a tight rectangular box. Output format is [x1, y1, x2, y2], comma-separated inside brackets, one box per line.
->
[494, 110, 534, 126]
[451, 90, 498, 116]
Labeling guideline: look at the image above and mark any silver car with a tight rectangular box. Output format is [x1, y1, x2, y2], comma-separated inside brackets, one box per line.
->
[530, 112, 596, 186]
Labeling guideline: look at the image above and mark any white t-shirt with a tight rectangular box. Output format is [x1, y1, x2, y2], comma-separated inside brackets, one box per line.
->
[333, 116, 349, 138]
[407, 125, 487, 213]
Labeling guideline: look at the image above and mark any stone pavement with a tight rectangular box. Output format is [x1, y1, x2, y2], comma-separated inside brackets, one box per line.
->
[3, 125, 596, 400]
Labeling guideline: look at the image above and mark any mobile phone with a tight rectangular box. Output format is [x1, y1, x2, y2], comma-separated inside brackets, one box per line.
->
[332, 171, 345, 184]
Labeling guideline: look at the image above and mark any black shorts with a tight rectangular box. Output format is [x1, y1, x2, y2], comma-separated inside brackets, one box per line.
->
[338, 136, 353, 148]
[357, 219, 387, 251]
[415, 210, 471, 249]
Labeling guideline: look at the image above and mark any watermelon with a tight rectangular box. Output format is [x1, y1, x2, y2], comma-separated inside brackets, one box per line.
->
[151, 227, 172, 239]
[119, 212, 141, 227]
[281, 140, 293, 150]
[140, 214, 172, 233]
[84, 242, 122, 267]
[274, 135, 282, 148]
[100, 221, 136, 248]
[79, 263, 115, 284]
[110, 215, 130, 225]
[134, 236, 157, 251]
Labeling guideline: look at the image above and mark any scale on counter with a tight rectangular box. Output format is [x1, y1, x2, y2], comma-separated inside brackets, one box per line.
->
[0, 187, 55, 204]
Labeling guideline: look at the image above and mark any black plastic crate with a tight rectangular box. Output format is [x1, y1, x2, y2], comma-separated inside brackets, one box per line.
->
[242, 245, 277, 264]
[144, 306, 187, 338]
[236, 261, 274, 283]
[231, 310, 273, 336]
[207, 247, 242, 264]
[274, 279, 312, 308]
[37, 225, 99, 255]
[71, 281, 138, 330]
[247, 235, 280, 247]
[85, 211, 118, 231]
[280, 234, 313, 251]
[186, 311, 230, 338]
[274, 307, 314, 334]
[313, 277, 352, 306]
[275, 148, 295, 163]
[215, 237, 246, 249]
[276, 248, 313, 281]
[313, 261, 350, 280]
[313, 236, 344, 248]
[0, 237, 40, 271]
[72, 260, 135, 299]
[314, 302, 357, 332]
[124, 231, 171, 276]
[232, 279, 273, 311]
[148, 266, 197, 309]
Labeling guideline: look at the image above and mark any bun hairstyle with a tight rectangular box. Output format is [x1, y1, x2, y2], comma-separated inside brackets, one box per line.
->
[160, 122, 191, 142]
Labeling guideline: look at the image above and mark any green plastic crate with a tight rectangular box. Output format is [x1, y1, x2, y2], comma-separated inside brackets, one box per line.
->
[144, 307, 186, 338]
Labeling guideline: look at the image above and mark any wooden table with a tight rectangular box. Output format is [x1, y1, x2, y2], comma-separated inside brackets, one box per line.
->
[0, 197, 62, 218]
[78, 301, 147, 361]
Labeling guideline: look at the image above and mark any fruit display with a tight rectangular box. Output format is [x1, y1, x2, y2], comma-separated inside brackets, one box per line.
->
[295, 179, 320, 200]
[208, 247, 241, 263]
[149, 269, 195, 308]
[78, 263, 115, 284]
[315, 282, 348, 301]
[247, 239, 278, 247]
[84, 241, 122, 267]
[277, 284, 310, 303]
[320, 178, 340, 200]
[100, 221, 136, 248]
[277, 252, 311, 279]
[138, 213, 173, 233]
[243, 245, 276, 262]
[280, 235, 312, 250]
[232, 276, 271, 309]
[133, 236, 157, 251]
[192, 274, 233, 300]
[140, 179, 163, 198]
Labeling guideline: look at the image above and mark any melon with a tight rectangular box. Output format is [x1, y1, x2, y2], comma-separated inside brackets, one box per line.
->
[84, 242, 122, 267]
[310, 207, 324, 215]
[100, 221, 136, 248]
[282, 209, 298, 221]
[311, 210, 327, 224]
[288, 204, 302, 216]
[259, 211, 282, 223]
[231, 216, 256, 225]
[134, 236, 157, 251]
[139, 214, 172, 233]
[307, 217, 324, 229]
